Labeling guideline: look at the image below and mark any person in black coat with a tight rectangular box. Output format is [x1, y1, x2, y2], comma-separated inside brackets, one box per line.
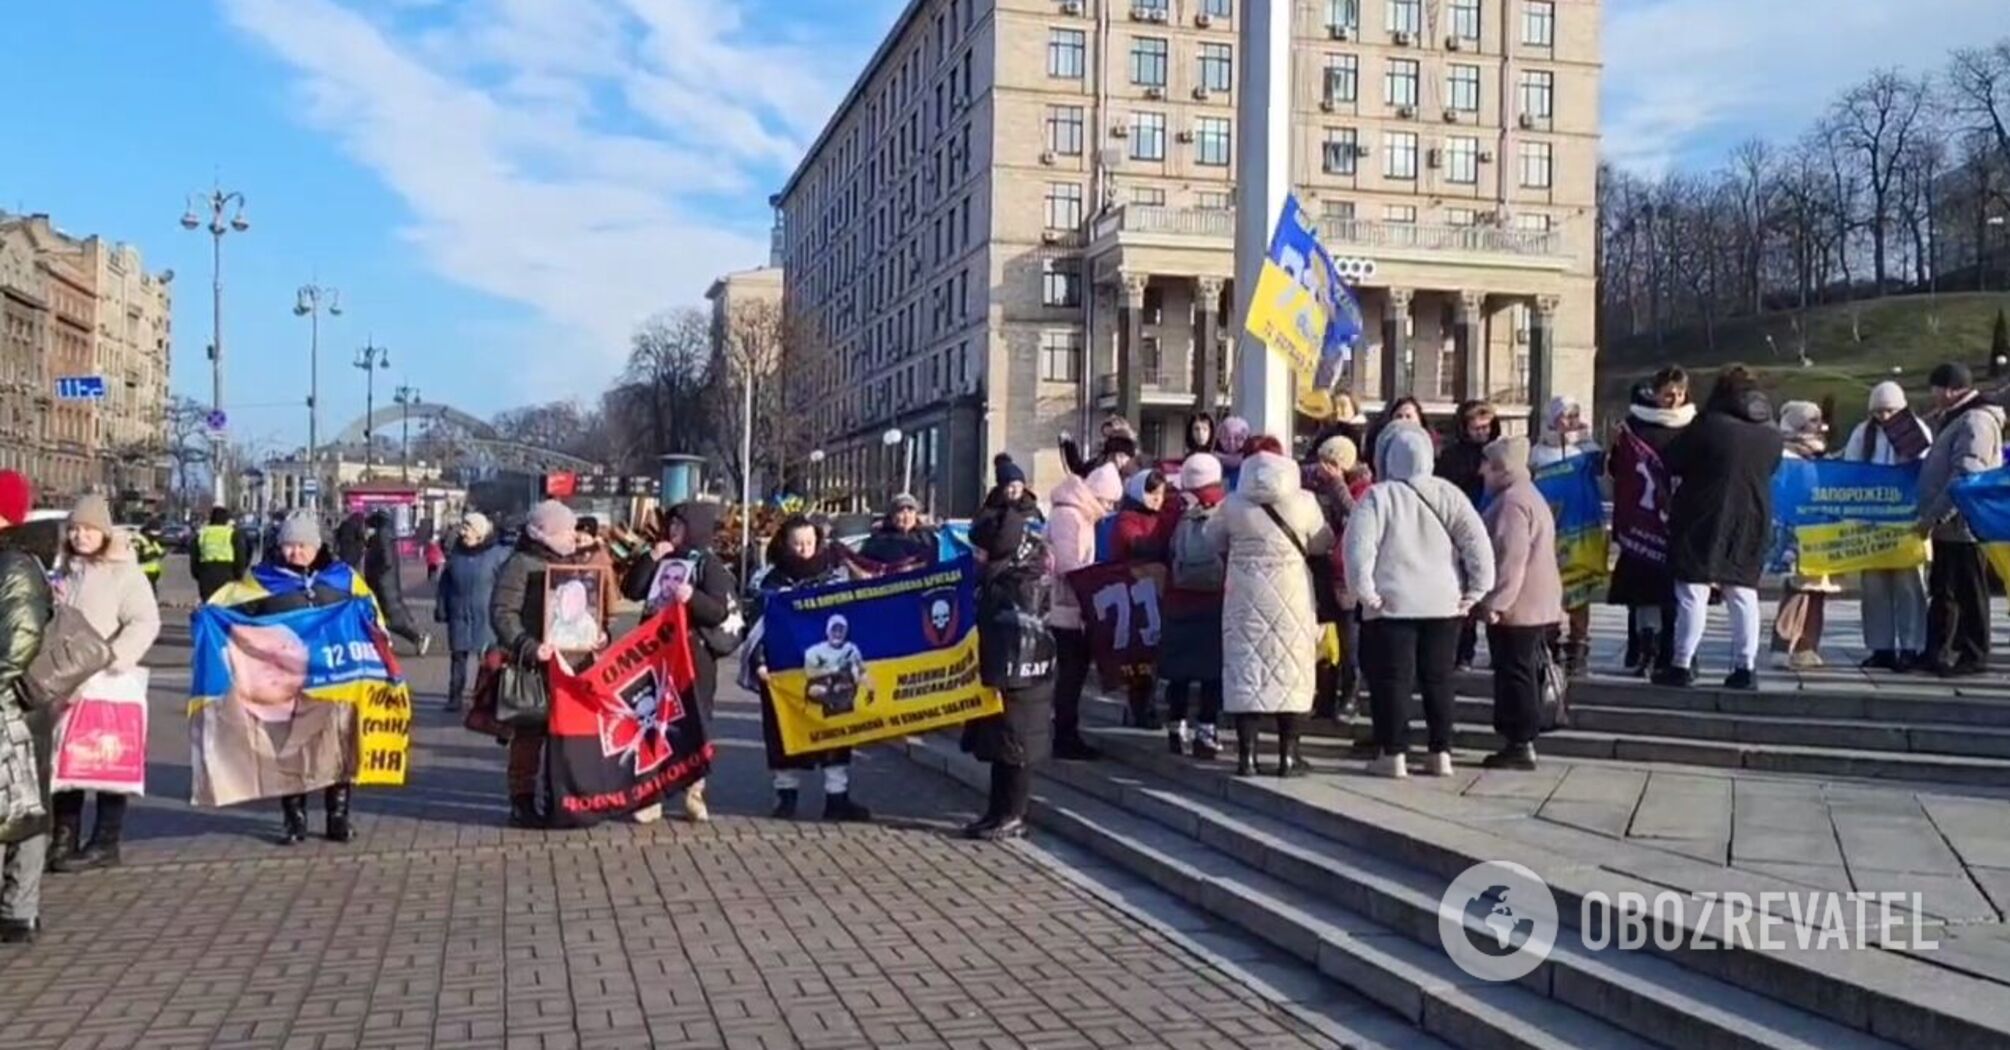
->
[620, 500, 738, 822]
[1434, 400, 1500, 669]
[1607, 368, 1696, 675]
[969, 458, 1044, 587]
[333, 513, 367, 571]
[962, 531, 1056, 841]
[1061, 415, 1140, 478]
[362, 511, 429, 654]
[1655, 367, 1782, 690]
[855, 495, 939, 572]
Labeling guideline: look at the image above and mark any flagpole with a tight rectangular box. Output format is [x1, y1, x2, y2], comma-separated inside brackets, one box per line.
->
[1231, 0, 1293, 440]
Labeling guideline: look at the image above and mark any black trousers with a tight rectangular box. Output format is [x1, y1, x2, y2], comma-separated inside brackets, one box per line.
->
[1053, 628, 1093, 741]
[1164, 679, 1222, 723]
[1927, 541, 1991, 669]
[986, 763, 1033, 822]
[51, 790, 126, 841]
[1486, 624, 1547, 746]
[1361, 617, 1461, 756]
[1456, 617, 1480, 666]
[448, 650, 471, 703]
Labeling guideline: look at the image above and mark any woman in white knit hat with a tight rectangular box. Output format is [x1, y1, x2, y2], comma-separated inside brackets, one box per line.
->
[1771, 401, 1838, 668]
[1844, 382, 1934, 670]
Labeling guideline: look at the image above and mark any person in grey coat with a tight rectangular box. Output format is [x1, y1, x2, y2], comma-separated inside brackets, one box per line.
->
[434, 512, 510, 712]
[1915, 363, 2006, 677]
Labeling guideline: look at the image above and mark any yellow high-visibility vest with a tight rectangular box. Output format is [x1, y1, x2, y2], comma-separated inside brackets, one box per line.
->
[197, 524, 237, 564]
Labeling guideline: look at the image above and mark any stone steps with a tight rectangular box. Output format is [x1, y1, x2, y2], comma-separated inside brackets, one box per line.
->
[1478, 672, 2010, 729]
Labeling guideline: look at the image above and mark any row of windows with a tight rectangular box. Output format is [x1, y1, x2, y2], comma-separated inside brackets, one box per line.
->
[1119, 38, 1235, 91]
[1321, 0, 1554, 46]
[1316, 129, 1553, 187]
[1321, 56, 1553, 117]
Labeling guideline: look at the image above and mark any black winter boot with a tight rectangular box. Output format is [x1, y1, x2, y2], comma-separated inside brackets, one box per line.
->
[1278, 730, 1311, 778]
[278, 795, 309, 845]
[45, 799, 81, 874]
[771, 788, 800, 820]
[507, 794, 545, 829]
[68, 795, 126, 872]
[324, 784, 355, 842]
[823, 791, 872, 822]
[1234, 716, 1258, 778]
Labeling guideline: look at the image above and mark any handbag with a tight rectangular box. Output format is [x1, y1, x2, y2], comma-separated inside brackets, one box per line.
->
[1538, 642, 1571, 731]
[23, 605, 117, 711]
[494, 658, 550, 729]
[464, 649, 509, 740]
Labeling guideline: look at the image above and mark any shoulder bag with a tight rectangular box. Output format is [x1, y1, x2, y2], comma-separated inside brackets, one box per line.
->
[494, 656, 550, 729]
[1260, 505, 1345, 624]
[23, 605, 115, 712]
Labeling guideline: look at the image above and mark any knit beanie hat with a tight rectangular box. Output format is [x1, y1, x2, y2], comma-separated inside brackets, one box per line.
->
[0, 470, 32, 527]
[277, 512, 322, 549]
[1316, 435, 1359, 471]
[1180, 452, 1224, 491]
[69, 494, 114, 533]
[525, 499, 579, 555]
[994, 457, 1026, 487]
[1868, 381, 1908, 413]
[460, 511, 493, 540]
[1930, 362, 1973, 390]
[1085, 462, 1124, 508]
[1778, 400, 1825, 436]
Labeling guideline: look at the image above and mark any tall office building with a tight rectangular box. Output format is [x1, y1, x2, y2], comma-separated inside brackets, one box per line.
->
[776, 0, 1599, 513]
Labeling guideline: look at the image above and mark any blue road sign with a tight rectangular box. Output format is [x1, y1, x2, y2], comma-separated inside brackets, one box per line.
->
[54, 375, 106, 400]
[205, 410, 228, 431]
[302, 478, 321, 495]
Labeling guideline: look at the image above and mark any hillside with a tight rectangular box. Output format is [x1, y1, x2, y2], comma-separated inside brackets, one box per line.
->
[1596, 292, 2010, 425]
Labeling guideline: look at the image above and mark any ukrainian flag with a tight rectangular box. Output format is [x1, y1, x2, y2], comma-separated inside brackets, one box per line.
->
[1952, 467, 2010, 584]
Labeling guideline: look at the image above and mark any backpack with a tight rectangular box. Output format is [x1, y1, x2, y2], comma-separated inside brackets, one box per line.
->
[1169, 506, 1225, 592]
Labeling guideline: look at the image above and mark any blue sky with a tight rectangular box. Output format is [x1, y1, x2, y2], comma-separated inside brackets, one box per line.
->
[1, 0, 2000, 452]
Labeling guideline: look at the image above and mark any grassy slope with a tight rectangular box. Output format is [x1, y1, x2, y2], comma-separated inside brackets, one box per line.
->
[1596, 292, 2010, 423]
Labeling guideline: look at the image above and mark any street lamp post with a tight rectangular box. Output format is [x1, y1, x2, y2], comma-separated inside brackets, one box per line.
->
[393, 385, 420, 482]
[807, 448, 825, 506]
[882, 427, 908, 502]
[353, 342, 390, 477]
[293, 283, 340, 510]
[181, 187, 250, 506]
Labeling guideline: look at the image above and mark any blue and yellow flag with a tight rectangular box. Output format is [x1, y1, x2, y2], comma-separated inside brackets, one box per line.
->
[1534, 454, 1611, 608]
[1244, 193, 1361, 388]
[762, 556, 1002, 756]
[1952, 466, 2010, 584]
[1770, 459, 1926, 575]
[188, 597, 411, 807]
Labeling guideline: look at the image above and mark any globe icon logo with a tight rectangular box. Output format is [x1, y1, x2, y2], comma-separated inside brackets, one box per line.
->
[1439, 861, 1557, 981]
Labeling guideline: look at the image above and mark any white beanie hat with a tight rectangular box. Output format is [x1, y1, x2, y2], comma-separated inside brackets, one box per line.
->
[1868, 381, 1907, 413]
[1181, 452, 1224, 490]
[1778, 400, 1824, 436]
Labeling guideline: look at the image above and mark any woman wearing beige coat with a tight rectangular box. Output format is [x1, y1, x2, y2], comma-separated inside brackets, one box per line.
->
[1206, 449, 1334, 778]
[47, 495, 161, 873]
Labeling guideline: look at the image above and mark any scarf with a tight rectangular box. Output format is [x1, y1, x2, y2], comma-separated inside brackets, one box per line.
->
[1628, 403, 1696, 428]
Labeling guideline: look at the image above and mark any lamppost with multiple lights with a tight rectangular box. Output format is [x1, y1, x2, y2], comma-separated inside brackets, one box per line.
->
[294, 283, 340, 509]
[393, 385, 421, 482]
[180, 187, 249, 505]
[353, 342, 390, 476]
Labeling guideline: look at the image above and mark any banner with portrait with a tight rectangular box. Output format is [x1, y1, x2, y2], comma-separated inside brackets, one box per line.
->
[188, 598, 411, 807]
[1770, 458, 1927, 575]
[1064, 561, 1166, 690]
[762, 556, 1001, 756]
[546, 604, 711, 826]
[1533, 454, 1611, 609]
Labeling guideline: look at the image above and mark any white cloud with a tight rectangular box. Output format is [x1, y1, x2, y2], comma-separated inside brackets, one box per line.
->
[219, 0, 865, 397]
[1604, 0, 2010, 173]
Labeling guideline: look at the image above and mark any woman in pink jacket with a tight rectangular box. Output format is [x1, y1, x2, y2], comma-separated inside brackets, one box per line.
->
[1047, 462, 1122, 760]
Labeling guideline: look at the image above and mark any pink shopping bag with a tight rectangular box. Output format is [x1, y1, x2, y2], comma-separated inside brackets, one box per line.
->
[52, 669, 149, 795]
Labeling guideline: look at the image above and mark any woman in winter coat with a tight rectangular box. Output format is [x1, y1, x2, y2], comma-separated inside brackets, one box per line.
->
[1159, 454, 1229, 760]
[1046, 462, 1122, 760]
[1845, 381, 1934, 670]
[0, 470, 53, 944]
[45, 496, 160, 874]
[333, 513, 367, 571]
[1061, 416, 1140, 478]
[1771, 401, 1838, 668]
[1344, 424, 1495, 779]
[1367, 397, 1429, 477]
[1109, 470, 1169, 728]
[964, 520, 1056, 840]
[363, 512, 430, 655]
[1531, 396, 1602, 676]
[970, 458, 1043, 584]
[1183, 414, 1217, 457]
[1306, 436, 1366, 720]
[1655, 367, 1784, 690]
[1215, 416, 1253, 486]
[620, 500, 740, 823]
[1606, 367, 1695, 676]
[1436, 400, 1501, 670]
[1476, 437, 1563, 771]
[749, 516, 869, 822]
[433, 512, 510, 713]
[1205, 449, 1334, 777]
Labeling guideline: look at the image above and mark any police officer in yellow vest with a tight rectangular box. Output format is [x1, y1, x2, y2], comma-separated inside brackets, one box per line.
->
[132, 520, 166, 593]
[191, 506, 250, 601]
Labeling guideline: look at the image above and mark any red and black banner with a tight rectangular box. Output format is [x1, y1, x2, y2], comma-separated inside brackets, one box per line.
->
[547, 604, 712, 826]
[1064, 561, 1167, 690]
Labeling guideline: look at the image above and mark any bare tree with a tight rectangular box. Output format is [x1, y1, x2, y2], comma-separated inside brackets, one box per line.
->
[710, 299, 830, 501]
[1834, 71, 1928, 290]
[1726, 139, 1775, 315]
[623, 309, 715, 459]
[163, 396, 212, 509]
[1948, 40, 2010, 164]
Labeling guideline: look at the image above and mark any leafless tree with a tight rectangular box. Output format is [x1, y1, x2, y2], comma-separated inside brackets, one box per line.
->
[1834, 71, 1928, 290]
[623, 309, 715, 459]
[709, 299, 831, 501]
[163, 396, 212, 509]
[1948, 41, 2010, 164]
[1726, 139, 1775, 315]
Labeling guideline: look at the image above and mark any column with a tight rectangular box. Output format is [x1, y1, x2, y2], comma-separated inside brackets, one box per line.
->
[1453, 291, 1485, 402]
[1118, 272, 1147, 425]
[1195, 277, 1223, 413]
[1380, 288, 1413, 403]
[1528, 295, 1560, 426]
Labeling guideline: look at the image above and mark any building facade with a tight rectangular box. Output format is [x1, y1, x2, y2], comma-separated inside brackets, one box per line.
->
[776, 0, 1600, 513]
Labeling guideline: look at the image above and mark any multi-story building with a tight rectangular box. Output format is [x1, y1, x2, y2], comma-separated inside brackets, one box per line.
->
[0, 225, 52, 485]
[776, 0, 1599, 513]
[86, 238, 173, 495]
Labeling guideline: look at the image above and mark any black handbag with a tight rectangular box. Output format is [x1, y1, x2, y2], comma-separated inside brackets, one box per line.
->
[23, 605, 116, 711]
[494, 660, 550, 729]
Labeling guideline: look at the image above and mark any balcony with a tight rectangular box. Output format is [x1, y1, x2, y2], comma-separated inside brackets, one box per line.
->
[1088, 205, 1571, 276]
[1319, 219, 1561, 257]
[1091, 204, 1236, 243]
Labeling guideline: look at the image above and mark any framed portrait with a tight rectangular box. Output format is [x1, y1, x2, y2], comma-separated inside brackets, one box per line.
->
[545, 566, 605, 653]
[644, 556, 694, 611]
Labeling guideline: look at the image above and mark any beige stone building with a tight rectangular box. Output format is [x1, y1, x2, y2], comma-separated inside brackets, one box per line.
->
[776, 0, 1599, 513]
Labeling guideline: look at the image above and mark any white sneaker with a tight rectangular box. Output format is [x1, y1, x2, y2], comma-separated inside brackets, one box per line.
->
[1423, 751, 1455, 777]
[1369, 753, 1408, 779]
[684, 779, 711, 824]
[633, 803, 663, 824]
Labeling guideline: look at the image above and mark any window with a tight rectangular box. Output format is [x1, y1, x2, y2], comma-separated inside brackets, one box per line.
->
[1202, 0, 1232, 15]
[1322, 127, 1360, 174]
[1324, 54, 1358, 104]
[1386, 0, 1421, 35]
[1131, 111, 1167, 160]
[1523, 0, 1554, 46]
[1326, 0, 1359, 34]
[1131, 185, 1167, 206]
[1042, 260, 1081, 307]
[1199, 43, 1233, 92]
[1385, 131, 1418, 179]
[1044, 182, 1084, 229]
[1516, 212, 1553, 232]
[1040, 330, 1082, 383]
[1383, 204, 1417, 224]
[1448, 65, 1480, 112]
[1132, 0, 1169, 12]
[1450, 0, 1480, 39]
[1322, 199, 1356, 224]
[1046, 105, 1084, 155]
[1195, 117, 1231, 165]
[1519, 69, 1554, 120]
[1048, 29, 1085, 77]
[1519, 140, 1553, 188]
[1130, 37, 1169, 87]
[1447, 206, 1479, 227]
[1385, 59, 1419, 107]
[1197, 190, 1232, 210]
[1446, 135, 1479, 183]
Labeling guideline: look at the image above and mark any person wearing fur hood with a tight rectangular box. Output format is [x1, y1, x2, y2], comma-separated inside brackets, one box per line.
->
[1771, 401, 1838, 668]
[1606, 368, 1695, 676]
[45, 496, 161, 874]
[1845, 382, 1933, 671]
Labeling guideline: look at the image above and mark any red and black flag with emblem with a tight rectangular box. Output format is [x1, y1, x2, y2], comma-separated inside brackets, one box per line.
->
[546, 603, 713, 826]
